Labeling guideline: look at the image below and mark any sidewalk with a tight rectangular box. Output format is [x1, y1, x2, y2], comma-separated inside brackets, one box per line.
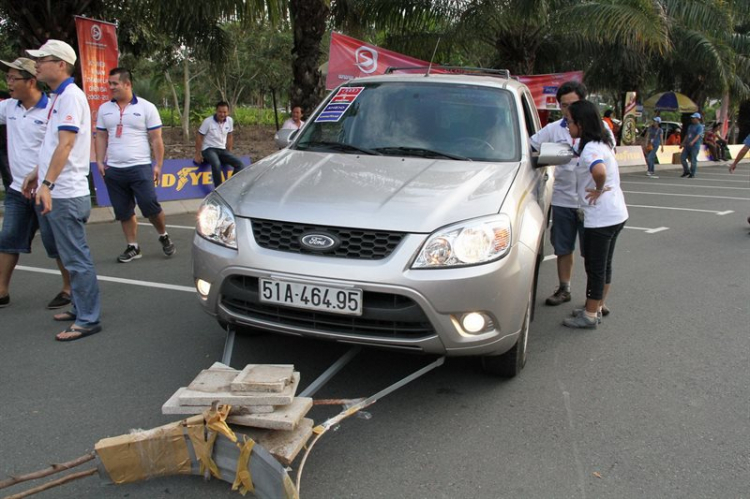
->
[0, 159, 744, 225]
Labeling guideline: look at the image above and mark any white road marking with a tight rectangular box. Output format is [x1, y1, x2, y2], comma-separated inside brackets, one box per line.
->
[625, 226, 669, 233]
[137, 222, 195, 230]
[623, 190, 748, 201]
[627, 204, 735, 215]
[543, 254, 557, 262]
[622, 181, 749, 190]
[16, 265, 195, 293]
[623, 175, 749, 182]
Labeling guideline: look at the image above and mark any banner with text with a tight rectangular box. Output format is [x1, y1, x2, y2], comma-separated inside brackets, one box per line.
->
[91, 157, 251, 207]
[327, 32, 583, 110]
[75, 16, 119, 135]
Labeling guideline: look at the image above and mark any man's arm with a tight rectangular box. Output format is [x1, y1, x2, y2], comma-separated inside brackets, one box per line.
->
[729, 145, 749, 173]
[194, 133, 204, 164]
[227, 132, 234, 152]
[95, 129, 108, 177]
[149, 127, 165, 183]
[36, 130, 76, 214]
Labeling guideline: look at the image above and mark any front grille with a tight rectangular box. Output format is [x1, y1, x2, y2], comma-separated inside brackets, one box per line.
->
[220, 276, 434, 339]
[250, 218, 405, 260]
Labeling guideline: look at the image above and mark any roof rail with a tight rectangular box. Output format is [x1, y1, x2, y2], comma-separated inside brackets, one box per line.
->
[384, 66, 511, 79]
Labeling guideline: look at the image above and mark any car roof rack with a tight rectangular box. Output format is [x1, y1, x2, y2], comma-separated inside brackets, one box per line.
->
[384, 66, 511, 79]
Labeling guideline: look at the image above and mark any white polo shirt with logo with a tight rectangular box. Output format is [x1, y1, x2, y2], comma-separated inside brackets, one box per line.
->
[198, 115, 233, 150]
[0, 94, 49, 192]
[38, 77, 91, 199]
[96, 95, 162, 168]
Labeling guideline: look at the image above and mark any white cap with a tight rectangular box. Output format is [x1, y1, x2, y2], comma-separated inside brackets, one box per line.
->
[0, 57, 37, 76]
[27, 40, 77, 65]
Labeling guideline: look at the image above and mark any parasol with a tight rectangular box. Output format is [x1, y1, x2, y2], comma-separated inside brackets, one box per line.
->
[643, 91, 699, 113]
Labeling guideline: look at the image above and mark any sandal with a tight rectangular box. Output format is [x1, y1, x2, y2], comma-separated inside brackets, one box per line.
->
[56, 324, 102, 342]
[53, 311, 77, 322]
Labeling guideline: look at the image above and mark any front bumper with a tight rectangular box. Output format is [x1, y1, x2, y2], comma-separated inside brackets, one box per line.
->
[192, 217, 536, 357]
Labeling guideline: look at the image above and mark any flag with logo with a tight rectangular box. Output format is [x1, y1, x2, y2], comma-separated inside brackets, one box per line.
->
[74, 16, 119, 136]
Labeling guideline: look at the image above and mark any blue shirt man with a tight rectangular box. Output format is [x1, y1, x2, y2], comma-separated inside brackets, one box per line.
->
[680, 112, 704, 178]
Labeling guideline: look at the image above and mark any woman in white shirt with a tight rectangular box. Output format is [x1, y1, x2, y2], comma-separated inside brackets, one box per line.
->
[563, 100, 628, 329]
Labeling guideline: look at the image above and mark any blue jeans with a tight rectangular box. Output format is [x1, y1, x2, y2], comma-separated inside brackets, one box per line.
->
[36, 196, 101, 328]
[551, 206, 584, 256]
[680, 142, 701, 176]
[202, 148, 245, 187]
[646, 147, 658, 173]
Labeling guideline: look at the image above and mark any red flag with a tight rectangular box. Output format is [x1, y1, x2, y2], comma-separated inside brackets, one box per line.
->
[75, 16, 119, 135]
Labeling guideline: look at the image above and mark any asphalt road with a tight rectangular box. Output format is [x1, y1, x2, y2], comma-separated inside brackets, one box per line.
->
[1, 161, 748, 499]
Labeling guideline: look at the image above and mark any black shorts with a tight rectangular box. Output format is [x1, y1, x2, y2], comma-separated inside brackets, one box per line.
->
[103, 164, 162, 221]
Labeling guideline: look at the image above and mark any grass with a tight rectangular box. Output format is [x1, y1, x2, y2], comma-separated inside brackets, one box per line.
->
[159, 106, 280, 127]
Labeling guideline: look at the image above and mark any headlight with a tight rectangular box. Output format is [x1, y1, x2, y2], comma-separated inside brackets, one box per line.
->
[196, 193, 237, 249]
[412, 215, 512, 268]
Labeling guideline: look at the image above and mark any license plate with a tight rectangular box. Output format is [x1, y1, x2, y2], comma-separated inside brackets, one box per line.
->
[259, 278, 363, 316]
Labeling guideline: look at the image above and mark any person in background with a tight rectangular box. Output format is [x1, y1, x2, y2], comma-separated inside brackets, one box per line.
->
[0, 57, 71, 310]
[95, 67, 175, 263]
[563, 100, 628, 329]
[0, 90, 10, 191]
[25, 39, 101, 341]
[281, 105, 304, 130]
[602, 109, 615, 133]
[194, 101, 245, 188]
[704, 123, 727, 161]
[680, 112, 704, 178]
[645, 117, 664, 177]
[666, 128, 682, 146]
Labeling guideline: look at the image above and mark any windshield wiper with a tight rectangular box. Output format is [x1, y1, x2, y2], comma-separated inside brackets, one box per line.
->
[297, 140, 381, 155]
[373, 146, 471, 161]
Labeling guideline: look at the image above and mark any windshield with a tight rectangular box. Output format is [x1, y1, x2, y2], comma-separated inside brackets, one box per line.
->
[295, 82, 520, 162]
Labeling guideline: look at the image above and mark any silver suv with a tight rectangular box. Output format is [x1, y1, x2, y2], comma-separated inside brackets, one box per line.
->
[192, 70, 570, 377]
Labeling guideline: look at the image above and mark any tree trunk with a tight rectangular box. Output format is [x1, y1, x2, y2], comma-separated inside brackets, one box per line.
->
[164, 71, 182, 128]
[289, 0, 329, 117]
[182, 57, 191, 142]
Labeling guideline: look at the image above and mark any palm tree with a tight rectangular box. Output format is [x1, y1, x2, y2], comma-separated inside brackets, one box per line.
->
[289, 0, 329, 114]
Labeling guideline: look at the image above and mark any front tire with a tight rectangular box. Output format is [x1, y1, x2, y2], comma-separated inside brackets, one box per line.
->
[481, 291, 531, 378]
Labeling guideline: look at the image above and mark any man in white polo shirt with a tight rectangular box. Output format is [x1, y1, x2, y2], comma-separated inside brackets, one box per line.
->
[25, 39, 102, 341]
[194, 101, 245, 187]
[0, 57, 71, 310]
[96, 67, 174, 263]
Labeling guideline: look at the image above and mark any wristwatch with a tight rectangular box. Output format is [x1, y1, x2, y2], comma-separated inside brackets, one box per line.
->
[42, 179, 55, 191]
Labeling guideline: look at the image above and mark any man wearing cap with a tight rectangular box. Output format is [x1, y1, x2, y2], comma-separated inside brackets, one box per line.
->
[680, 112, 704, 178]
[645, 117, 664, 177]
[95, 67, 175, 263]
[0, 57, 72, 310]
[25, 39, 102, 341]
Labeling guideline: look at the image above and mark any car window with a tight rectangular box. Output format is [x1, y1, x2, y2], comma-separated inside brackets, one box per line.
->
[295, 82, 520, 162]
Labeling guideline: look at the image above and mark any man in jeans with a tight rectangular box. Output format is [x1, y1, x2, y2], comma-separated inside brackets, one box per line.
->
[26, 39, 102, 341]
[95, 67, 175, 263]
[194, 101, 245, 188]
[680, 112, 704, 178]
[0, 57, 71, 309]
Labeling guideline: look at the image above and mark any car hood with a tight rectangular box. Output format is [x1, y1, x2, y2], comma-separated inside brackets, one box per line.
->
[218, 150, 519, 233]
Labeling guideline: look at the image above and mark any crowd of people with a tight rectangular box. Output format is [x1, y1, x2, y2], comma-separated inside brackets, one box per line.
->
[0, 39, 257, 341]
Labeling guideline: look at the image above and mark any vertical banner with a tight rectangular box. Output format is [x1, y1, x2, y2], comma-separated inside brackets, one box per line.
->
[515, 72, 584, 111]
[74, 16, 119, 138]
[620, 91, 638, 145]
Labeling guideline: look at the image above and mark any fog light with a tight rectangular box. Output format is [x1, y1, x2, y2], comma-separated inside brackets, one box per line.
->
[462, 312, 487, 333]
[196, 279, 211, 297]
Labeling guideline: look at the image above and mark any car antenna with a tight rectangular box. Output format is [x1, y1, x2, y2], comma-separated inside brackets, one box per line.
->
[426, 37, 442, 77]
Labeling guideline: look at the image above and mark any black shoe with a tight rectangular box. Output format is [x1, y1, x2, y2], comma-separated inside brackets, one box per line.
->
[688, 175, 695, 178]
[0, 294, 9, 308]
[680, 172, 690, 177]
[159, 234, 176, 257]
[117, 244, 142, 263]
[47, 291, 71, 309]
[545, 288, 571, 306]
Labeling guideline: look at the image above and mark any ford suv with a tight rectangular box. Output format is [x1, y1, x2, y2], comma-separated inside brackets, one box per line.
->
[192, 69, 570, 377]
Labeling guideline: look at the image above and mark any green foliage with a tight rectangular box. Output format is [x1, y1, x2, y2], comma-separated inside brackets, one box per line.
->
[159, 106, 278, 127]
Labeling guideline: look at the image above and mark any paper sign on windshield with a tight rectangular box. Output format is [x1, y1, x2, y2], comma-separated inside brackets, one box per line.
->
[316, 87, 364, 123]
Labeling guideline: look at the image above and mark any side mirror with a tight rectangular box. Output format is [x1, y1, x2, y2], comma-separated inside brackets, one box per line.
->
[536, 142, 575, 166]
[274, 128, 298, 148]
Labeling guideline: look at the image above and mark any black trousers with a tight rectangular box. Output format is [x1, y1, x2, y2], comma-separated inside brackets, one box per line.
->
[583, 221, 626, 301]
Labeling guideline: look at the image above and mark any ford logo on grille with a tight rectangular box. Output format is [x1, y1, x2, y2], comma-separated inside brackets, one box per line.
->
[300, 233, 339, 251]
